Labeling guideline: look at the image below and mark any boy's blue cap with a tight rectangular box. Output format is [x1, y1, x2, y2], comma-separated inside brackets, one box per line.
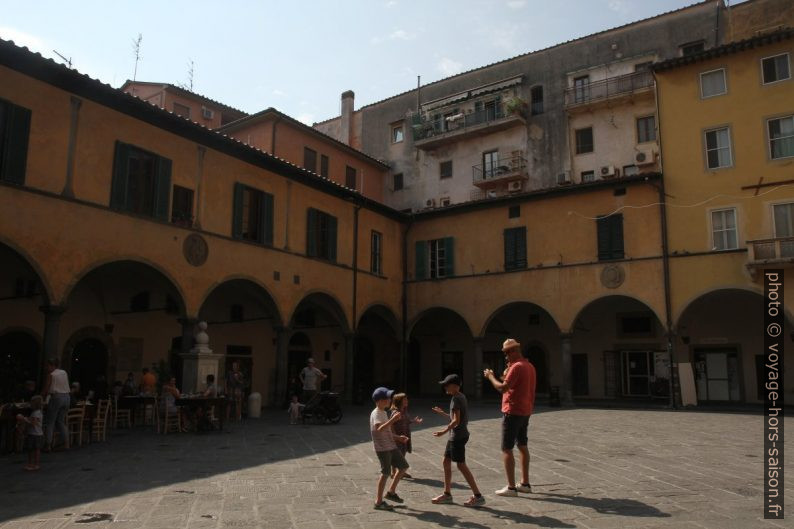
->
[439, 374, 461, 386]
[372, 387, 394, 401]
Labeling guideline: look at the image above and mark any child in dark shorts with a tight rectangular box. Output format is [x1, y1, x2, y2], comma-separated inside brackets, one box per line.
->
[370, 387, 410, 510]
[17, 395, 44, 471]
[430, 374, 484, 507]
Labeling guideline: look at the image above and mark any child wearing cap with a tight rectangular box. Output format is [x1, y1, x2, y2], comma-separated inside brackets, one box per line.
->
[370, 387, 410, 510]
[430, 374, 485, 507]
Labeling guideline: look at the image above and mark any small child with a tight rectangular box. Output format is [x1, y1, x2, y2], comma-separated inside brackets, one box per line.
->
[390, 393, 422, 478]
[17, 395, 44, 471]
[288, 395, 304, 425]
[370, 387, 409, 511]
[430, 374, 484, 507]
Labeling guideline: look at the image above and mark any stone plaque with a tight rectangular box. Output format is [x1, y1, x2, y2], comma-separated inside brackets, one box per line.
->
[600, 264, 625, 289]
[183, 233, 208, 267]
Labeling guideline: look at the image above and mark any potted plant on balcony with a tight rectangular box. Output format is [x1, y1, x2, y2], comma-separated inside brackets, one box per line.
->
[505, 96, 527, 117]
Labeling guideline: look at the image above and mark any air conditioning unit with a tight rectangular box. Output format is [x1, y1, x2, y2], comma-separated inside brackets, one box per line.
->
[557, 171, 571, 185]
[507, 181, 523, 192]
[486, 190, 498, 198]
[201, 107, 214, 120]
[600, 165, 616, 178]
[425, 198, 436, 208]
[635, 147, 656, 166]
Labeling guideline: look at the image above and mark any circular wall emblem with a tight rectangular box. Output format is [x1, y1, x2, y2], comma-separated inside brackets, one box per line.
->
[183, 233, 208, 267]
[600, 264, 625, 289]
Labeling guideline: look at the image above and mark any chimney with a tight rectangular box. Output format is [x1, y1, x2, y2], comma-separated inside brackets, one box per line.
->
[340, 90, 355, 145]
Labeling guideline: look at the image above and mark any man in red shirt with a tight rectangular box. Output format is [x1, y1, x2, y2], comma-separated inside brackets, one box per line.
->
[483, 338, 536, 497]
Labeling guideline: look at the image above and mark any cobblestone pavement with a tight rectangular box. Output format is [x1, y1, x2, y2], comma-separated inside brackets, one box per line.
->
[1, 403, 791, 529]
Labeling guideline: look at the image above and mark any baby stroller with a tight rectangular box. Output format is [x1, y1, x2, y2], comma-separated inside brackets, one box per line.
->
[301, 391, 343, 424]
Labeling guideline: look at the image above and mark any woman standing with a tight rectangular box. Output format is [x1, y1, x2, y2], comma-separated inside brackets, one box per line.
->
[41, 357, 70, 451]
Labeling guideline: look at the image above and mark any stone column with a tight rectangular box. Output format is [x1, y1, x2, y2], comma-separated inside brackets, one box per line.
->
[178, 317, 198, 356]
[344, 333, 355, 403]
[560, 333, 574, 406]
[40, 305, 66, 365]
[473, 338, 484, 400]
[273, 325, 290, 405]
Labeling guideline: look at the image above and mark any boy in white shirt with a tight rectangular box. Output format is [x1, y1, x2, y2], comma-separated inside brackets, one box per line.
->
[370, 387, 409, 510]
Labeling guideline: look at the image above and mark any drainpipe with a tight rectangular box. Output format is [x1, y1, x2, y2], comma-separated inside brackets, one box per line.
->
[271, 116, 281, 156]
[653, 72, 676, 409]
[401, 215, 414, 391]
[350, 200, 361, 403]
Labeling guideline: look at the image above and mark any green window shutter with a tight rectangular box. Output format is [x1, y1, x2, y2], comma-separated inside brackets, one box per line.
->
[154, 156, 172, 221]
[444, 236, 454, 277]
[261, 191, 274, 246]
[232, 182, 244, 239]
[597, 215, 624, 260]
[328, 214, 338, 262]
[516, 226, 527, 268]
[504, 228, 515, 269]
[307, 208, 318, 257]
[415, 241, 427, 279]
[110, 141, 131, 210]
[611, 214, 624, 259]
[1, 103, 31, 185]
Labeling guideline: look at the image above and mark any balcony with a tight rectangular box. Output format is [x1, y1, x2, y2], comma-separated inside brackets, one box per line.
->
[472, 152, 528, 189]
[746, 236, 794, 278]
[564, 70, 654, 109]
[412, 103, 526, 150]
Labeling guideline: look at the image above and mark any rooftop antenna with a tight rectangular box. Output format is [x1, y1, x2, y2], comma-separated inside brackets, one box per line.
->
[131, 33, 142, 94]
[52, 50, 72, 69]
[187, 58, 195, 91]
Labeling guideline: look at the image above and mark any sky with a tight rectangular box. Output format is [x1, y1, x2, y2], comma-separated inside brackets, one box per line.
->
[0, 0, 735, 125]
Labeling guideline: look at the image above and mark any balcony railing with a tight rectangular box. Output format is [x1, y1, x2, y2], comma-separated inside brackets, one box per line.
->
[564, 70, 654, 107]
[748, 237, 794, 261]
[472, 152, 527, 186]
[412, 103, 522, 142]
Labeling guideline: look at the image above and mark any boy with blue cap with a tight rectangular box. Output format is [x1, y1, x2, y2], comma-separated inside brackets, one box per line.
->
[370, 386, 409, 510]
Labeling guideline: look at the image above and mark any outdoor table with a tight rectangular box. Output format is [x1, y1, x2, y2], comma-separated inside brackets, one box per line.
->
[175, 396, 227, 432]
[1, 403, 30, 453]
[121, 395, 156, 427]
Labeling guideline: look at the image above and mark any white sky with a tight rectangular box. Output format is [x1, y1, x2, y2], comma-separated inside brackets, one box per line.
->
[0, 1, 737, 124]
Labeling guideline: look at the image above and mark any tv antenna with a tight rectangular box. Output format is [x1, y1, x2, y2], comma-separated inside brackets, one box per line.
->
[131, 33, 143, 87]
[52, 50, 72, 69]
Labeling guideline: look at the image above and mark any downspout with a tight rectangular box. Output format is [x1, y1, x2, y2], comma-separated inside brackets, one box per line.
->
[714, 0, 722, 47]
[653, 71, 676, 409]
[352, 200, 361, 332]
[271, 116, 281, 156]
[401, 215, 413, 391]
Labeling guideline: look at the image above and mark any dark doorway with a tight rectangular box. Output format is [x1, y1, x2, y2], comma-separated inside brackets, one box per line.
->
[287, 332, 312, 391]
[482, 350, 505, 398]
[407, 339, 421, 395]
[571, 353, 589, 396]
[71, 338, 108, 395]
[353, 336, 374, 404]
[525, 345, 549, 394]
[0, 331, 40, 401]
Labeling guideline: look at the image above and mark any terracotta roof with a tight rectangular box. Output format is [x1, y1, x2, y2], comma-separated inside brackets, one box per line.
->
[119, 80, 248, 117]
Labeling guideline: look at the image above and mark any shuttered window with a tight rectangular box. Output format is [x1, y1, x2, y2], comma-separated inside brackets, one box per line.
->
[504, 227, 527, 270]
[596, 214, 624, 261]
[306, 208, 337, 261]
[415, 237, 454, 279]
[345, 166, 357, 189]
[304, 147, 317, 173]
[232, 183, 274, 245]
[110, 141, 171, 221]
[0, 98, 31, 185]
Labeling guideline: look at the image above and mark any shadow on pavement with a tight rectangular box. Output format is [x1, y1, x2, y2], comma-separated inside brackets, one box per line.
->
[531, 491, 671, 518]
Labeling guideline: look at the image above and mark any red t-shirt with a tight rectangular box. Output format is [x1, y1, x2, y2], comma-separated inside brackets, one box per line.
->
[501, 358, 536, 416]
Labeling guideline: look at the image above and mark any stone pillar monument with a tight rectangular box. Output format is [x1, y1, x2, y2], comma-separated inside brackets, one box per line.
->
[180, 321, 223, 394]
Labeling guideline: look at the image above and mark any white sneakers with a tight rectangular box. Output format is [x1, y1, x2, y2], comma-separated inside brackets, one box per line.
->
[495, 483, 532, 496]
[516, 483, 533, 493]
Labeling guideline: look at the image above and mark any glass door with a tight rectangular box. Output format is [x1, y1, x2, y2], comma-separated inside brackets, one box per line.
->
[483, 151, 498, 180]
[621, 350, 650, 397]
[694, 348, 741, 402]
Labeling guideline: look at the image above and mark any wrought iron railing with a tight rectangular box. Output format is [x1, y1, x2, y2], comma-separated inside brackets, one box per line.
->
[564, 70, 653, 107]
[472, 152, 527, 184]
[412, 103, 519, 141]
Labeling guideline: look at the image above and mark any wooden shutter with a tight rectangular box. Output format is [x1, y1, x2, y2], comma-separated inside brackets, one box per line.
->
[611, 214, 624, 259]
[154, 156, 172, 221]
[110, 141, 131, 210]
[596, 216, 611, 261]
[444, 237, 454, 277]
[415, 241, 426, 280]
[328, 214, 338, 262]
[232, 183, 244, 239]
[261, 191, 274, 246]
[504, 228, 516, 269]
[516, 227, 527, 268]
[306, 208, 318, 257]
[597, 215, 624, 260]
[504, 227, 526, 270]
[1, 103, 31, 185]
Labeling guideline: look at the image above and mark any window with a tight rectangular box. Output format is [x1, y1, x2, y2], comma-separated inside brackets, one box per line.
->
[596, 214, 624, 261]
[393, 173, 404, 191]
[171, 185, 194, 226]
[700, 69, 726, 98]
[320, 154, 329, 178]
[504, 227, 527, 271]
[768, 116, 794, 160]
[704, 127, 732, 169]
[371, 231, 382, 275]
[306, 208, 337, 261]
[774, 203, 794, 238]
[439, 160, 453, 179]
[415, 238, 454, 279]
[0, 98, 31, 185]
[636, 116, 656, 143]
[762, 53, 791, 84]
[711, 208, 737, 250]
[530, 86, 544, 115]
[508, 205, 520, 218]
[172, 102, 191, 119]
[573, 75, 590, 104]
[303, 147, 317, 173]
[483, 150, 498, 179]
[232, 183, 274, 245]
[575, 127, 594, 154]
[392, 124, 404, 143]
[345, 166, 357, 189]
[623, 164, 639, 177]
[110, 141, 172, 220]
[680, 41, 705, 56]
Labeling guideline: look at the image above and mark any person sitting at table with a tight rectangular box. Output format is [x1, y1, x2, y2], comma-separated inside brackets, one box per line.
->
[160, 377, 185, 430]
[69, 382, 82, 408]
[122, 372, 136, 396]
[194, 374, 218, 431]
[140, 368, 157, 396]
[203, 374, 218, 398]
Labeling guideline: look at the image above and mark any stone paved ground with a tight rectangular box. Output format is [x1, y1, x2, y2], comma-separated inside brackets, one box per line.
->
[0, 403, 792, 529]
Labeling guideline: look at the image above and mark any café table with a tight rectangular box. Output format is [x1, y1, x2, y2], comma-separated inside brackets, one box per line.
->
[121, 395, 157, 427]
[175, 396, 227, 432]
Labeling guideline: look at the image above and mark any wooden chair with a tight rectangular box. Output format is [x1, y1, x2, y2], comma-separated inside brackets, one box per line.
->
[160, 405, 181, 435]
[91, 399, 110, 442]
[66, 407, 85, 448]
[114, 396, 131, 428]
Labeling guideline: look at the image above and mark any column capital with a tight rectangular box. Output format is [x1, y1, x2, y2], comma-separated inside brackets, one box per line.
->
[39, 304, 67, 316]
